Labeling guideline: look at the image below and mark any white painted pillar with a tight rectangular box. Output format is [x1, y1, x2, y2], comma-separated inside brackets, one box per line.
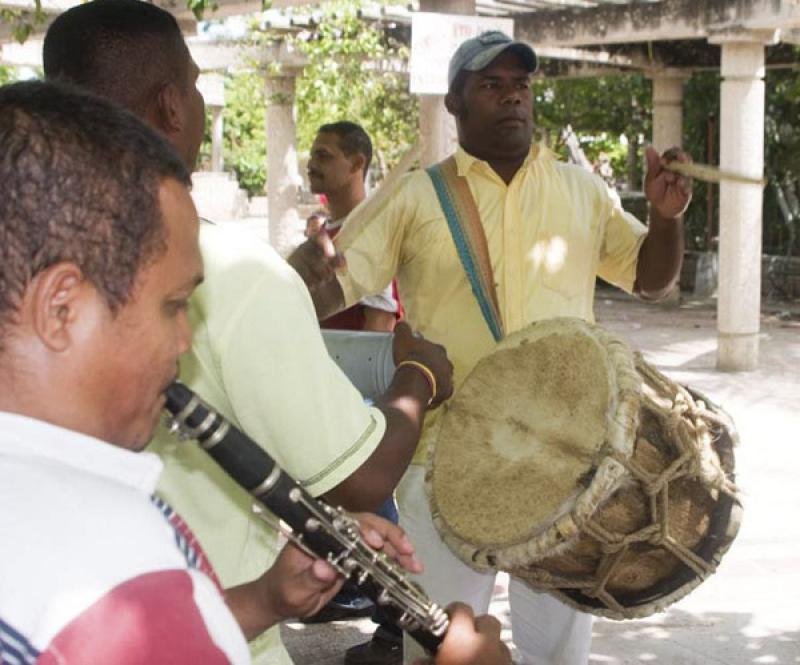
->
[264, 72, 301, 256]
[712, 33, 775, 371]
[418, 0, 473, 167]
[197, 73, 225, 173]
[419, 95, 459, 167]
[211, 106, 224, 172]
[650, 70, 686, 153]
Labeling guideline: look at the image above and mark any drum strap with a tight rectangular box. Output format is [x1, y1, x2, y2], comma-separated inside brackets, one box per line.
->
[426, 156, 505, 342]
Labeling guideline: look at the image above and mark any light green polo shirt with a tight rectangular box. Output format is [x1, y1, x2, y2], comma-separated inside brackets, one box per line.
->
[150, 223, 386, 664]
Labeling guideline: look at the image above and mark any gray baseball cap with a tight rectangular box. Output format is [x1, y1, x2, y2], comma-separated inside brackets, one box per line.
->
[448, 30, 538, 90]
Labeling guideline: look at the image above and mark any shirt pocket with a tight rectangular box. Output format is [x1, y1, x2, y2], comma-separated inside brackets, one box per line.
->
[532, 213, 596, 300]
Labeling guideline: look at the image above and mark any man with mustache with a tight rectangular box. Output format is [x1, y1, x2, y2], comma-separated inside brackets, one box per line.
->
[305, 120, 405, 663]
[307, 121, 401, 334]
[290, 31, 692, 664]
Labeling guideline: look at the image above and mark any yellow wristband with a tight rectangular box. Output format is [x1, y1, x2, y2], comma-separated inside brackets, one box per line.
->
[396, 359, 437, 406]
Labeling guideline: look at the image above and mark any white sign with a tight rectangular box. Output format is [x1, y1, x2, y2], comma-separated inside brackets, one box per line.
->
[410, 12, 514, 95]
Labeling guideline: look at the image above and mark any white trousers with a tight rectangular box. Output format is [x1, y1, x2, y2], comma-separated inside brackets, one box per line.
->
[397, 466, 593, 665]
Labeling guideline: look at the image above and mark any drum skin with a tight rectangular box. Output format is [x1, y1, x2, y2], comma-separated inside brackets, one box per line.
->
[426, 318, 741, 620]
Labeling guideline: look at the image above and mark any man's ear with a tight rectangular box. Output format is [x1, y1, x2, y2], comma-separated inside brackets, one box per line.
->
[150, 81, 185, 137]
[444, 91, 461, 117]
[27, 263, 88, 352]
[350, 152, 367, 178]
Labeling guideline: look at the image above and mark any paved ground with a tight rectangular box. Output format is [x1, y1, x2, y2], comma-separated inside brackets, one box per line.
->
[282, 290, 800, 664]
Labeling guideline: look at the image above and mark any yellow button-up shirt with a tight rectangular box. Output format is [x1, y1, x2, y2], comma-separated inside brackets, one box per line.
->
[339, 144, 647, 463]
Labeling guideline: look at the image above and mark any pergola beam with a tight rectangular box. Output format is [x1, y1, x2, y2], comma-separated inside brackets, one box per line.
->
[516, 0, 800, 47]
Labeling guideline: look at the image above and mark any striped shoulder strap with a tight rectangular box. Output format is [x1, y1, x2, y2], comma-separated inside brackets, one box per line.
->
[426, 156, 504, 342]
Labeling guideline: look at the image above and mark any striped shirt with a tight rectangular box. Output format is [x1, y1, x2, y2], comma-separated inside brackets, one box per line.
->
[0, 411, 250, 665]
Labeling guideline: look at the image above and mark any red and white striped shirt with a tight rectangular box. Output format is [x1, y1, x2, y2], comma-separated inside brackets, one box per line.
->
[0, 412, 250, 665]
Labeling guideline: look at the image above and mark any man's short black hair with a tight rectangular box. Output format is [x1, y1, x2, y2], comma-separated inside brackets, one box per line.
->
[43, 0, 190, 115]
[0, 81, 191, 339]
[318, 121, 373, 181]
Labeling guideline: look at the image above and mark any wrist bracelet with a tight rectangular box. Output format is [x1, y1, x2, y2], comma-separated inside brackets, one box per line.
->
[396, 359, 437, 406]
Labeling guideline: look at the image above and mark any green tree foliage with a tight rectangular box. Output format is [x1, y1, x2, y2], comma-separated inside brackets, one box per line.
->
[201, 0, 417, 196]
[532, 73, 652, 185]
[285, 0, 417, 179]
[0, 5, 46, 43]
[0, 65, 17, 84]
[200, 69, 268, 196]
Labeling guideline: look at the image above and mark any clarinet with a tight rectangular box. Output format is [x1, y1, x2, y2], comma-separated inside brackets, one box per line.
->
[163, 381, 448, 653]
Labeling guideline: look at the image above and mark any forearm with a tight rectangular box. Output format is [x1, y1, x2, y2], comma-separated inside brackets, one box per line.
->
[635, 209, 685, 301]
[323, 366, 430, 511]
[224, 580, 281, 641]
[310, 278, 347, 321]
[362, 306, 397, 332]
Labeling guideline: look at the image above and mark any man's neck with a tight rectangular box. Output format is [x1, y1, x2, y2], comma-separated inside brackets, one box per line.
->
[325, 181, 366, 221]
[488, 156, 527, 185]
[459, 142, 529, 186]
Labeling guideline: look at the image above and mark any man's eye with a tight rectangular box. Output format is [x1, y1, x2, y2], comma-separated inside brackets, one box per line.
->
[166, 301, 188, 314]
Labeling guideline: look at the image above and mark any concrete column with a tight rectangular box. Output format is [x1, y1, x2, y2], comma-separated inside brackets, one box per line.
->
[418, 0, 474, 167]
[420, 95, 459, 167]
[264, 73, 301, 256]
[197, 73, 226, 172]
[711, 33, 775, 371]
[210, 106, 224, 172]
[650, 70, 686, 153]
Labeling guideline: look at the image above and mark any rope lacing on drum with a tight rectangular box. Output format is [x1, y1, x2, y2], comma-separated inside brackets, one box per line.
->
[558, 356, 741, 616]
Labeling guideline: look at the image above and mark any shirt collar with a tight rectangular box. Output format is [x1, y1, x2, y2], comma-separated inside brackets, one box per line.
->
[0, 411, 163, 494]
[453, 141, 554, 178]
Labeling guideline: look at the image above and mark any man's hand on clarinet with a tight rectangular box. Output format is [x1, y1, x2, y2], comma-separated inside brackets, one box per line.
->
[413, 603, 512, 665]
[392, 322, 454, 409]
[644, 145, 693, 222]
[250, 512, 422, 626]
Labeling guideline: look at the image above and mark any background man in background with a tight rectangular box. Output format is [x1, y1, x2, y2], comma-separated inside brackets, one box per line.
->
[308, 121, 401, 333]
[290, 30, 691, 665]
[306, 120, 404, 664]
[43, 1, 453, 662]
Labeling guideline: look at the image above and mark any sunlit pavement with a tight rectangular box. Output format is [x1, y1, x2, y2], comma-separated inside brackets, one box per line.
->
[283, 290, 800, 664]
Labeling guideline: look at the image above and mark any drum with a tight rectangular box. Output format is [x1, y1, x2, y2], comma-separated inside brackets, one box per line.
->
[426, 317, 741, 620]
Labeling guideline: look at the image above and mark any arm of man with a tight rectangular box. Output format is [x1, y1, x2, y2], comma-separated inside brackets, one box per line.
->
[634, 146, 692, 301]
[323, 322, 453, 511]
[288, 230, 348, 320]
[362, 306, 398, 332]
[224, 513, 423, 640]
[361, 282, 400, 332]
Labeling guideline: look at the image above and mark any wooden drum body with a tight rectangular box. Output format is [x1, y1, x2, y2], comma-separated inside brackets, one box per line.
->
[426, 318, 741, 620]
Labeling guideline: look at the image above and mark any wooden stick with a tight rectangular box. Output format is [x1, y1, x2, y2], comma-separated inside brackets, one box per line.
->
[664, 160, 767, 187]
[334, 140, 423, 253]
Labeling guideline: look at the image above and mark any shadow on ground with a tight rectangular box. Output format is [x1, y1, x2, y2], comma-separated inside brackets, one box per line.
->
[590, 609, 800, 664]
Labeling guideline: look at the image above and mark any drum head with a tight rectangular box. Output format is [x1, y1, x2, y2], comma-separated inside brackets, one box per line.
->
[428, 318, 640, 567]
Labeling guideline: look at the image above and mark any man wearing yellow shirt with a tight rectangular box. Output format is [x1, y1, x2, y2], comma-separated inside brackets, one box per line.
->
[290, 31, 691, 665]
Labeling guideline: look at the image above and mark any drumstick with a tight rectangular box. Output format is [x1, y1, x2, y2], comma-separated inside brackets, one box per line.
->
[333, 140, 424, 253]
[664, 160, 767, 187]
